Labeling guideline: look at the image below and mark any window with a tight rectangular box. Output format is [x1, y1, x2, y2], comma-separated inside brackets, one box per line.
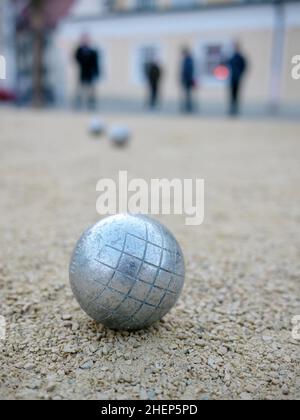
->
[171, 0, 197, 9]
[204, 44, 224, 78]
[197, 41, 232, 85]
[135, 0, 156, 11]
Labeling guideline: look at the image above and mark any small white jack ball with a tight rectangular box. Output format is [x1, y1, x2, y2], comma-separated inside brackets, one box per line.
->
[109, 125, 131, 147]
[89, 118, 106, 137]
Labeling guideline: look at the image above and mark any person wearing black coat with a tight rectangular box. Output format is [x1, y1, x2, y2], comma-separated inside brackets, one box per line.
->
[226, 42, 248, 116]
[74, 34, 100, 110]
[144, 60, 163, 109]
[180, 47, 196, 113]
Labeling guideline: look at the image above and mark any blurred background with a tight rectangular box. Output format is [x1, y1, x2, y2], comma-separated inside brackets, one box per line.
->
[0, 0, 299, 117]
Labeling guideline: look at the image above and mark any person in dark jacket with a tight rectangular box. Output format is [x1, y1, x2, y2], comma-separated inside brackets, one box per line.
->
[74, 34, 100, 110]
[144, 58, 163, 109]
[180, 47, 195, 113]
[227, 42, 248, 116]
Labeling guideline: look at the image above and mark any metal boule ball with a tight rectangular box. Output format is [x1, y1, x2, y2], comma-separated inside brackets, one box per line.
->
[69, 214, 185, 331]
[89, 118, 106, 137]
[109, 125, 131, 147]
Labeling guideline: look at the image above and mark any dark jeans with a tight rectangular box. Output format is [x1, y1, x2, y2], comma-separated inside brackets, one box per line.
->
[230, 79, 241, 116]
[76, 80, 97, 110]
[148, 83, 159, 108]
[182, 86, 194, 113]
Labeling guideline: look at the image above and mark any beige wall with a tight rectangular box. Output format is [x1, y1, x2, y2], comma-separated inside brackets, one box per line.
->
[282, 28, 300, 103]
[56, 2, 300, 106]
[58, 30, 279, 104]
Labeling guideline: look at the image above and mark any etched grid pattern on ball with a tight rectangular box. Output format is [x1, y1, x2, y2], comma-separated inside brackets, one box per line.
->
[88, 219, 183, 328]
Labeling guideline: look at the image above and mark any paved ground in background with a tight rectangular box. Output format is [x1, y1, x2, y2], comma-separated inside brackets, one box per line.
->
[0, 110, 299, 400]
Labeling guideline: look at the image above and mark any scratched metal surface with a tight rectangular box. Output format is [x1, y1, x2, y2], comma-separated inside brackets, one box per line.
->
[70, 214, 185, 330]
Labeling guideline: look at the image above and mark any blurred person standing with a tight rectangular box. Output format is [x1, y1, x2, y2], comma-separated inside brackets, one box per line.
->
[180, 47, 196, 113]
[144, 57, 163, 109]
[74, 34, 100, 110]
[226, 42, 248, 116]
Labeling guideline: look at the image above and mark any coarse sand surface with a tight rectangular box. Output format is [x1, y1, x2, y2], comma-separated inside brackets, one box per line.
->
[0, 110, 299, 400]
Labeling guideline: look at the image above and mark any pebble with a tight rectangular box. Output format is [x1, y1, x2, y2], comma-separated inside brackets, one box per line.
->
[63, 345, 78, 354]
[218, 346, 228, 355]
[24, 363, 35, 371]
[262, 336, 273, 343]
[27, 380, 41, 390]
[46, 383, 56, 393]
[80, 360, 93, 370]
[245, 385, 256, 394]
[240, 392, 253, 400]
[72, 322, 80, 331]
[61, 314, 72, 321]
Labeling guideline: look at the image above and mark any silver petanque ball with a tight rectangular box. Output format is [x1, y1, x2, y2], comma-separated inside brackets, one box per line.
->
[69, 214, 185, 331]
[89, 118, 106, 137]
[109, 125, 131, 147]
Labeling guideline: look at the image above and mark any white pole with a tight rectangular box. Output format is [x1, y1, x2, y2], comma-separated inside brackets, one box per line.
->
[269, 0, 285, 114]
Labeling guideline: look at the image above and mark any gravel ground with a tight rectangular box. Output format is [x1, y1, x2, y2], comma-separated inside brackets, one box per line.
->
[0, 110, 299, 400]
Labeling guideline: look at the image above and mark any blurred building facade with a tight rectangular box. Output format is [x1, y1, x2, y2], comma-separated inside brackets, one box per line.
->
[52, 0, 300, 112]
[0, 0, 17, 92]
[2, 0, 300, 111]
